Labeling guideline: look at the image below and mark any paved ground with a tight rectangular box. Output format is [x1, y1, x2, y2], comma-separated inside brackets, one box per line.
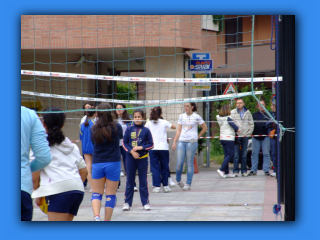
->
[32, 165, 283, 221]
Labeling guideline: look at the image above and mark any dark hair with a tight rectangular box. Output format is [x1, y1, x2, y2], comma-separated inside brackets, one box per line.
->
[149, 106, 162, 123]
[189, 102, 197, 112]
[219, 105, 231, 116]
[133, 109, 145, 122]
[91, 103, 117, 143]
[236, 98, 244, 103]
[42, 107, 66, 146]
[82, 102, 92, 116]
[84, 106, 96, 127]
[115, 103, 131, 122]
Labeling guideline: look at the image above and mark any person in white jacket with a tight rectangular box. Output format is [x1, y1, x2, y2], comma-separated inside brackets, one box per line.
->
[216, 105, 240, 178]
[32, 107, 88, 221]
[230, 98, 254, 177]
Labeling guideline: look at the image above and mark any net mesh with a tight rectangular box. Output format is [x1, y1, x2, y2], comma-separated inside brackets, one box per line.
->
[21, 15, 278, 128]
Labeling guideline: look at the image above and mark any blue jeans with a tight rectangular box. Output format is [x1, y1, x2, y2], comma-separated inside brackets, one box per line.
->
[149, 150, 169, 187]
[270, 138, 277, 173]
[176, 141, 198, 185]
[233, 137, 249, 174]
[251, 137, 270, 173]
[220, 140, 235, 174]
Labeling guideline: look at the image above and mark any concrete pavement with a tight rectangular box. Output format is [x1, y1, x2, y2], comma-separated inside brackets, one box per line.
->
[32, 165, 283, 221]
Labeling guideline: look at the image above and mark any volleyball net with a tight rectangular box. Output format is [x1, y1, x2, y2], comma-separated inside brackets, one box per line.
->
[21, 15, 282, 127]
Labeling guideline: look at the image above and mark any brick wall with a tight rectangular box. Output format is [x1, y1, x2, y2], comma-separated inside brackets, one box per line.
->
[21, 15, 202, 50]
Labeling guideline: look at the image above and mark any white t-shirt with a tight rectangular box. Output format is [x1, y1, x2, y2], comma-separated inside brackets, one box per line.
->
[117, 118, 128, 146]
[178, 112, 204, 142]
[145, 119, 172, 150]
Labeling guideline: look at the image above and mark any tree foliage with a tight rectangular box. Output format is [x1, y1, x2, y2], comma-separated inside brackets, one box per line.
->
[116, 82, 137, 100]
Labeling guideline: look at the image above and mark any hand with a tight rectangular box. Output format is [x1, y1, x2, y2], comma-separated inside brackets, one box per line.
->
[131, 151, 140, 159]
[172, 143, 176, 151]
[237, 129, 241, 134]
[35, 197, 42, 206]
[133, 146, 143, 151]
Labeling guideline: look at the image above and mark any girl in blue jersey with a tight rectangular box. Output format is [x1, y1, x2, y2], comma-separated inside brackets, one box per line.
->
[90, 103, 123, 221]
[79, 106, 96, 192]
[122, 109, 154, 211]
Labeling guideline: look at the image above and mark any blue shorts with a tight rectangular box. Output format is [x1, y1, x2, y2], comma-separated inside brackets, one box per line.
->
[92, 161, 121, 181]
[45, 191, 84, 216]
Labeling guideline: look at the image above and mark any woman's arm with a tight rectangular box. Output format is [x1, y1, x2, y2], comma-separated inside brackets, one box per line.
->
[78, 168, 88, 182]
[32, 171, 41, 190]
[172, 124, 182, 151]
[198, 122, 207, 139]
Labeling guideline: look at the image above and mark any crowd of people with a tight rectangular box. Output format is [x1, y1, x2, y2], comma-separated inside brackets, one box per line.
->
[216, 98, 278, 178]
[21, 98, 278, 221]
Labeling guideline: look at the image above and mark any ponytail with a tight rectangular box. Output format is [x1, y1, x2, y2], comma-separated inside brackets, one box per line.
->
[149, 106, 162, 123]
[42, 107, 66, 146]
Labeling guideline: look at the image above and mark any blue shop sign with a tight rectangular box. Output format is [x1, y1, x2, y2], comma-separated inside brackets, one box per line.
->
[188, 60, 213, 71]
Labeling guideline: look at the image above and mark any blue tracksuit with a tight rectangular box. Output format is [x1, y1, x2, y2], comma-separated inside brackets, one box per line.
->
[123, 123, 154, 206]
[79, 118, 95, 154]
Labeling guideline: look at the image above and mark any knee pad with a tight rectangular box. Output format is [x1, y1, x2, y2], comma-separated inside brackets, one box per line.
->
[105, 195, 117, 209]
[91, 193, 103, 202]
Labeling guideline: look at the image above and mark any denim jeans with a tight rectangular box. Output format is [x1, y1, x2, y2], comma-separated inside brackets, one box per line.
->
[176, 141, 198, 185]
[220, 140, 235, 174]
[251, 137, 270, 172]
[233, 137, 249, 174]
[270, 138, 277, 173]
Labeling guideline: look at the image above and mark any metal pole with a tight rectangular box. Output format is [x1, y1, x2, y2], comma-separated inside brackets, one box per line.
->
[206, 89, 210, 167]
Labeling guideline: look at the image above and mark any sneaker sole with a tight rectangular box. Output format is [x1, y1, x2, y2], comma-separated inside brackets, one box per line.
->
[217, 170, 226, 178]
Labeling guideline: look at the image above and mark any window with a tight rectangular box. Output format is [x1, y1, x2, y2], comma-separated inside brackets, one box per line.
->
[225, 17, 243, 47]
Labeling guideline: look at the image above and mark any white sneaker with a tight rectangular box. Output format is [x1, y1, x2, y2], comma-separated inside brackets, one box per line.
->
[163, 186, 171, 193]
[89, 189, 93, 193]
[122, 203, 130, 211]
[217, 169, 226, 178]
[143, 203, 151, 211]
[120, 172, 125, 177]
[234, 173, 239, 177]
[168, 177, 176, 187]
[153, 187, 161, 193]
[270, 172, 277, 177]
[225, 174, 235, 178]
[242, 172, 249, 177]
[177, 182, 184, 189]
[94, 216, 100, 221]
[134, 187, 138, 192]
[182, 184, 191, 191]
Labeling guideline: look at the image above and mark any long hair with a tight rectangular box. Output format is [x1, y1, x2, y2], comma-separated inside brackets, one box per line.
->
[84, 106, 96, 127]
[91, 103, 117, 143]
[42, 107, 66, 146]
[149, 106, 162, 123]
[115, 103, 131, 122]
